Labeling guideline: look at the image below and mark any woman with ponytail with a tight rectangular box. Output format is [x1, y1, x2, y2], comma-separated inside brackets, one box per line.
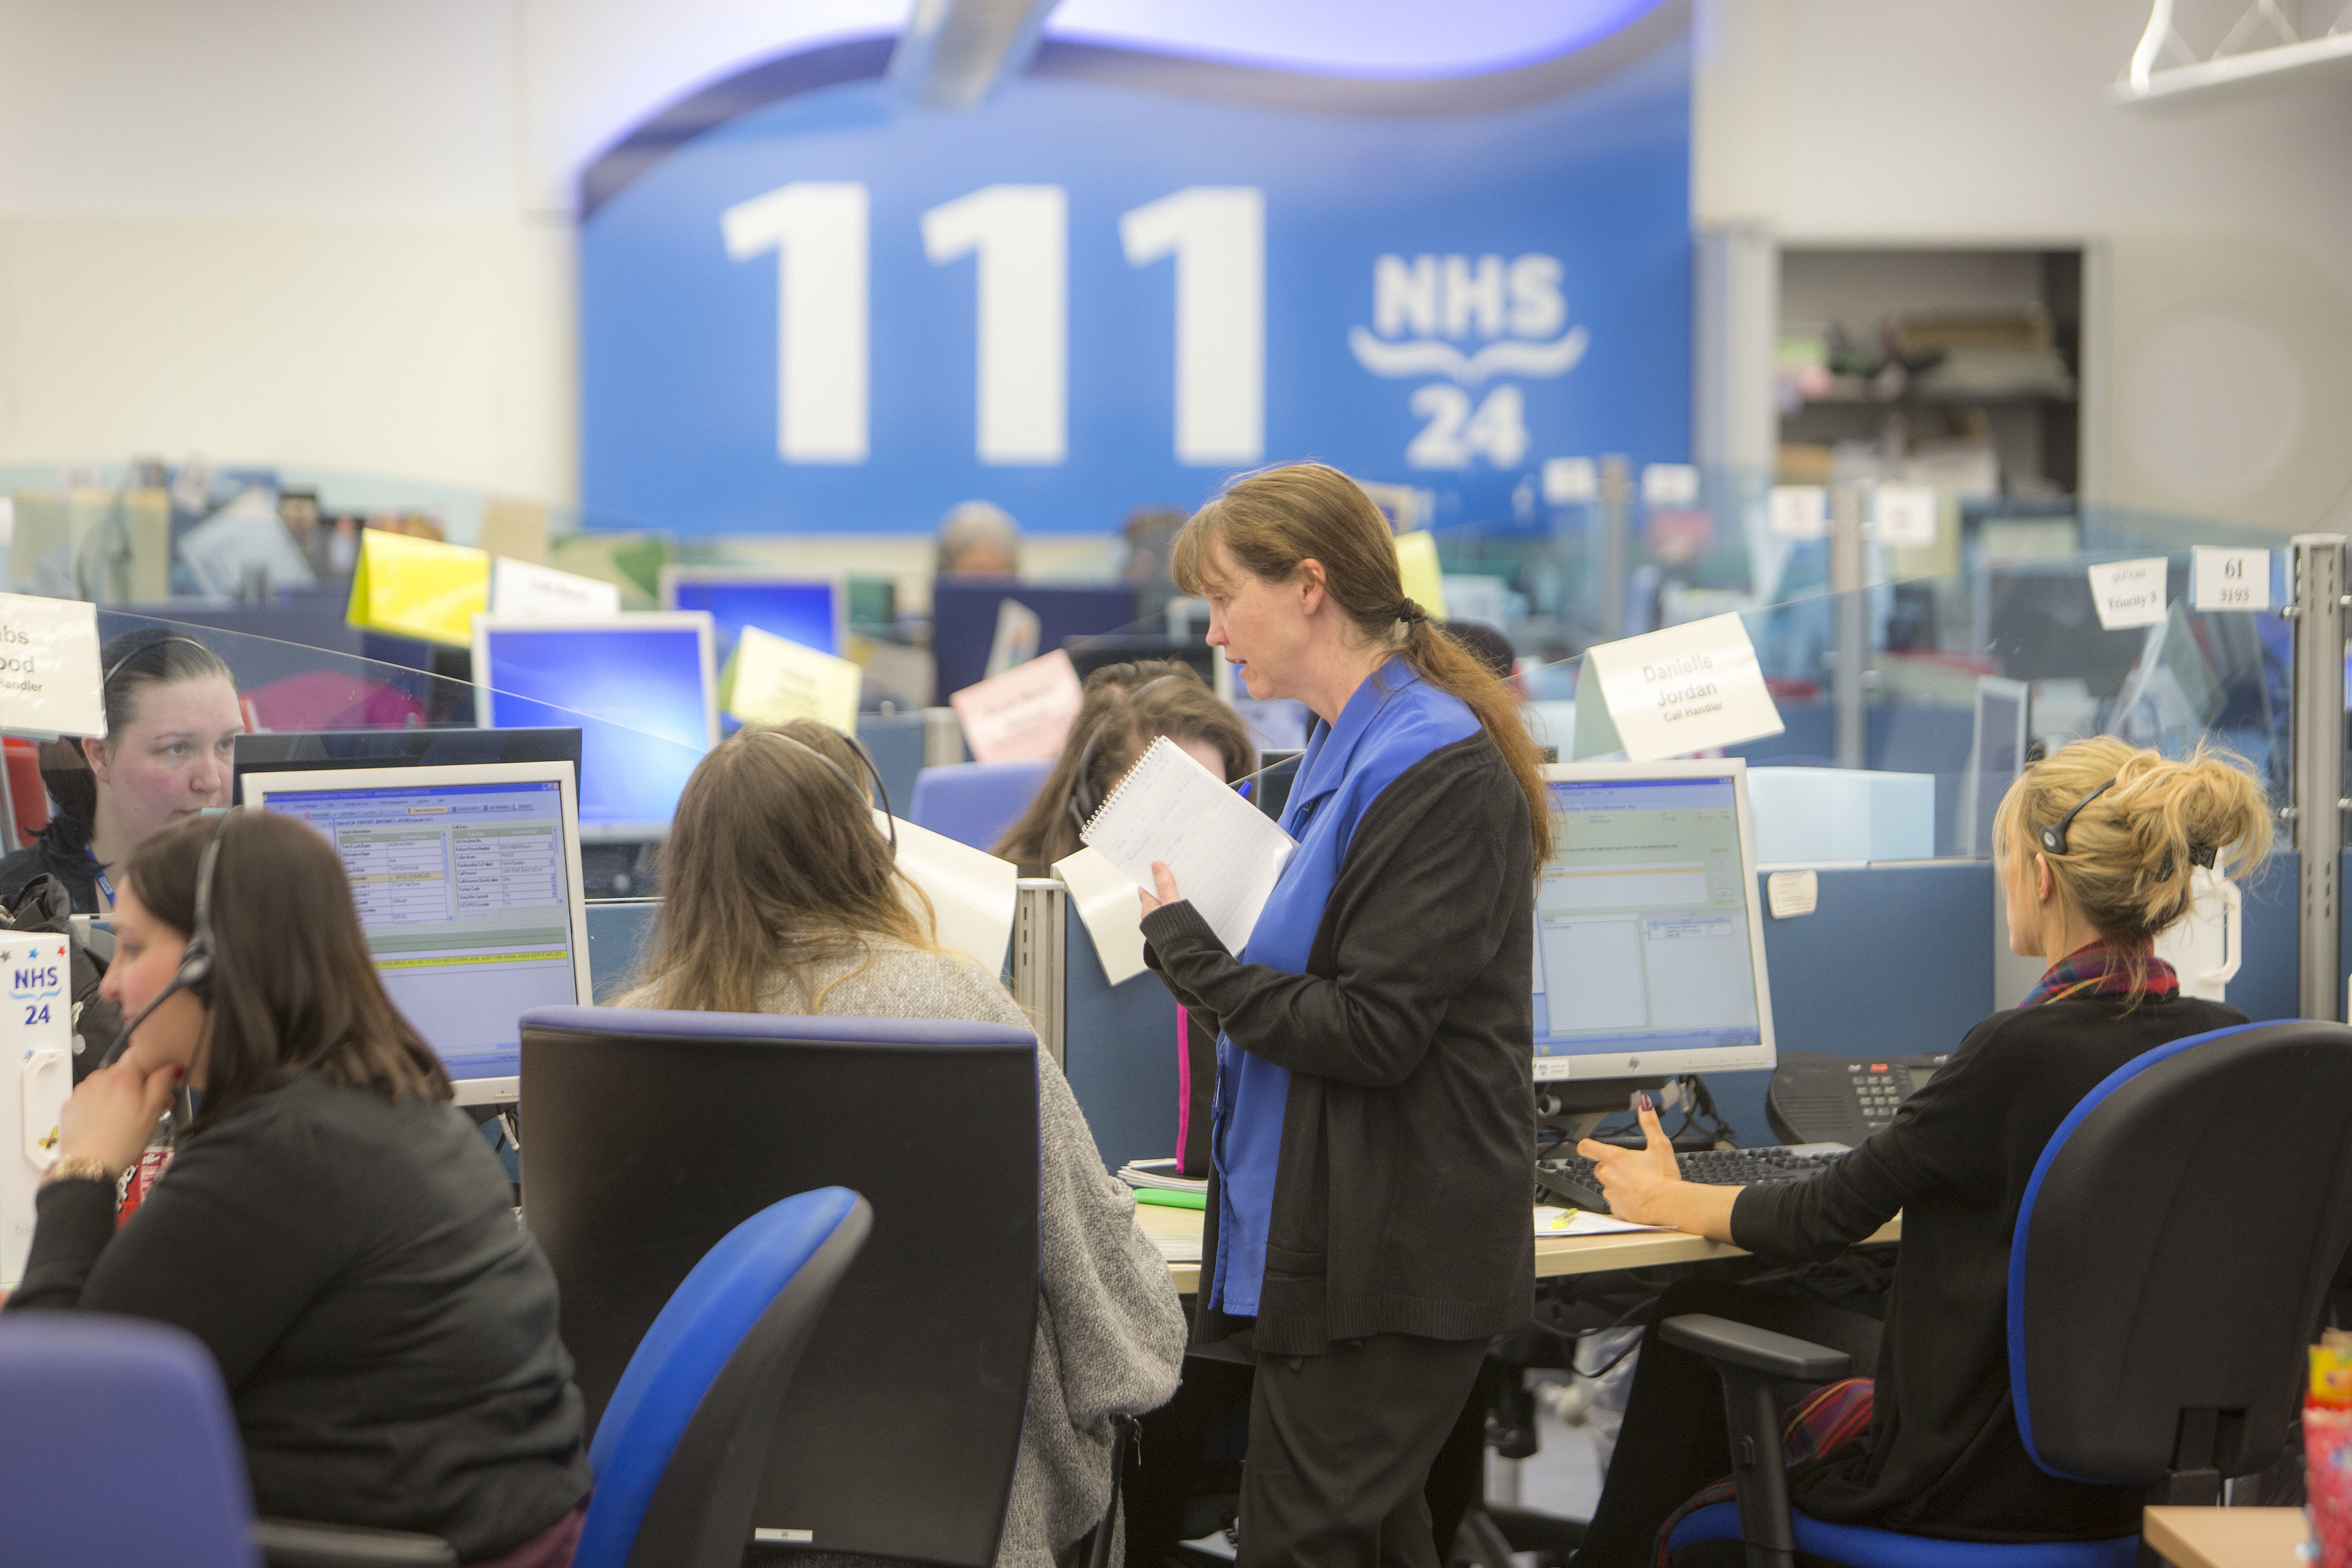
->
[1574, 736, 2272, 1560]
[1133, 462, 1546, 1567]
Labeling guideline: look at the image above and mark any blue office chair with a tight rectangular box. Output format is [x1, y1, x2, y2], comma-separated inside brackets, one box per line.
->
[1664, 1018, 2352, 1568]
[576, 1185, 871, 1568]
[0, 1313, 457, 1567]
[521, 1005, 1043, 1567]
[909, 757, 1054, 849]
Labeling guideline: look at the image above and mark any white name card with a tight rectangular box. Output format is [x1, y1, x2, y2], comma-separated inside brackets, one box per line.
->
[951, 647, 1085, 763]
[491, 558, 623, 621]
[0, 593, 102, 738]
[1873, 485, 1938, 548]
[1768, 486, 1826, 540]
[1767, 869, 1819, 920]
[1543, 457, 1597, 505]
[1584, 613, 1784, 763]
[2088, 558, 2168, 630]
[1641, 462, 1700, 506]
[2191, 547, 2271, 613]
[725, 624, 862, 731]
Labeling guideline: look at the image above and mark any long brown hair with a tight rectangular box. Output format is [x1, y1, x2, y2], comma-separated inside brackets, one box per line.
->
[634, 720, 939, 1013]
[1993, 735, 2274, 1005]
[124, 810, 450, 1130]
[1172, 462, 1553, 864]
[992, 660, 1257, 871]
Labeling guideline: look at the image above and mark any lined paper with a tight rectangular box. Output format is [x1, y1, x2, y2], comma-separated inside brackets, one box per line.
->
[1079, 735, 1297, 954]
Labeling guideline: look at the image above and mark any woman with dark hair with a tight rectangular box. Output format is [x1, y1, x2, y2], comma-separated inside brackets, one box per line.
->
[622, 720, 1185, 1567]
[1135, 462, 1550, 1568]
[0, 626, 242, 911]
[7, 809, 592, 1566]
[993, 660, 1257, 878]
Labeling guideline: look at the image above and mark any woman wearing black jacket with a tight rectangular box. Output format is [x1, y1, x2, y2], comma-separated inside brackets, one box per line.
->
[1574, 736, 2272, 1562]
[7, 809, 591, 1566]
[1136, 464, 1551, 1568]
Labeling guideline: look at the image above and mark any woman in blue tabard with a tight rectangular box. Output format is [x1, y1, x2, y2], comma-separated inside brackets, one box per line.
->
[1138, 463, 1553, 1568]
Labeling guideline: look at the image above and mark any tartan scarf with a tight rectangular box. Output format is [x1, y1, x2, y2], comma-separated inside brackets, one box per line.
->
[2020, 941, 2177, 1009]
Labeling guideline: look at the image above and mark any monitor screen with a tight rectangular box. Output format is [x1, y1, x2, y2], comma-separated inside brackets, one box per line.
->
[473, 616, 715, 839]
[245, 764, 592, 1071]
[663, 572, 841, 659]
[1533, 768, 1774, 1081]
[234, 727, 583, 803]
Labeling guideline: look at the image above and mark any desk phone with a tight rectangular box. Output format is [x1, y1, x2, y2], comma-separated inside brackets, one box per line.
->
[1766, 1050, 1950, 1148]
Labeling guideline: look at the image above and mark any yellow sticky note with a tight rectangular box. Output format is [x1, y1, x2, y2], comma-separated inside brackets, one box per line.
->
[724, 624, 863, 731]
[1394, 529, 1449, 621]
[346, 528, 490, 647]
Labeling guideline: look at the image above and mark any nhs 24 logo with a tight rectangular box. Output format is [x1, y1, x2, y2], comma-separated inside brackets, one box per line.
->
[11, 944, 62, 1029]
[1349, 253, 1586, 470]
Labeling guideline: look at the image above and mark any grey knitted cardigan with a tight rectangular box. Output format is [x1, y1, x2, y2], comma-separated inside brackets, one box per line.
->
[621, 939, 1186, 1567]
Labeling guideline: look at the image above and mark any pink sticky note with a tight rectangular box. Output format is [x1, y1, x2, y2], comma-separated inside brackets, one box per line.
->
[950, 648, 1085, 762]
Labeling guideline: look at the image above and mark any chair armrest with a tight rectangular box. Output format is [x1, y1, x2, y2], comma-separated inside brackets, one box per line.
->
[254, 1517, 458, 1567]
[1660, 1313, 1852, 1383]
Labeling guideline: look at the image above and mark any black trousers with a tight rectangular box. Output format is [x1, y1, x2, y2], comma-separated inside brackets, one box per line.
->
[1572, 1279, 1884, 1568]
[1236, 1333, 1492, 1568]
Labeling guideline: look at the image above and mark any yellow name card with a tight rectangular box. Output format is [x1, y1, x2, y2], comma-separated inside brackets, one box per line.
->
[346, 529, 490, 647]
[723, 624, 863, 732]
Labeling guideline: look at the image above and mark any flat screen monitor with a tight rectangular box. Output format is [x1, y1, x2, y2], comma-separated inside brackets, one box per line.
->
[659, 567, 845, 660]
[234, 727, 583, 805]
[242, 761, 593, 1103]
[930, 581, 1139, 698]
[1960, 677, 2030, 859]
[1532, 760, 1776, 1082]
[472, 613, 716, 841]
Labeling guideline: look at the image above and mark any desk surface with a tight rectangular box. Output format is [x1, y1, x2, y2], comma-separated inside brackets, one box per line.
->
[2142, 1507, 2309, 1568]
[1133, 1204, 1901, 1294]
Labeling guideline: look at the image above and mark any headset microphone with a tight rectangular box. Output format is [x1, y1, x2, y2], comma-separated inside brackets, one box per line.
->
[95, 808, 233, 1075]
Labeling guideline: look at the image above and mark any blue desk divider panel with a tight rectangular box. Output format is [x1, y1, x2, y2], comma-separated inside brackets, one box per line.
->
[585, 899, 661, 1004]
[1705, 863, 1995, 1148]
[854, 712, 927, 822]
[1060, 899, 1180, 1175]
[2229, 849, 2298, 1022]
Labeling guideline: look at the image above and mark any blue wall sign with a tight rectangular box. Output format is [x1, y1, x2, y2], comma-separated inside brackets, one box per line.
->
[579, 10, 1691, 535]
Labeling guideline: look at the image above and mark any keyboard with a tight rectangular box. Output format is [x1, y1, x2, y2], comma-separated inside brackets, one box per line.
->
[1535, 1143, 1850, 1214]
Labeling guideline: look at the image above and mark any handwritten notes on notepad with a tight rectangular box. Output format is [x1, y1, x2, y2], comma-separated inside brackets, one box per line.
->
[1079, 735, 1297, 954]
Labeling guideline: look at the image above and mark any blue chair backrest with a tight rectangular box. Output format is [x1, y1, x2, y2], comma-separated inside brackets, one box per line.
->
[910, 759, 1054, 850]
[2011, 1018, 2352, 1485]
[577, 1186, 870, 1568]
[0, 1314, 258, 1567]
[521, 1005, 1041, 1567]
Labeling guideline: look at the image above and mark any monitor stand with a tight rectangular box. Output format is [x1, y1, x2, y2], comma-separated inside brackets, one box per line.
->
[1535, 1075, 1676, 1143]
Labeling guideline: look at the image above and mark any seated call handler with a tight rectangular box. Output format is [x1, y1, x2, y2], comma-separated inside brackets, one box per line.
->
[1573, 737, 2271, 1561]
[1135, 464, 1550, 1568]
[7, 810, 592, 1567]
[618, 719, 1186, 1568]
[0, 628, 243, 913]
[993, 659, 1257, 879]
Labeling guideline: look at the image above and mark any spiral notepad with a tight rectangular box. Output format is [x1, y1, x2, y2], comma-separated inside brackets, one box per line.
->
[1079, 735, 1298, 955]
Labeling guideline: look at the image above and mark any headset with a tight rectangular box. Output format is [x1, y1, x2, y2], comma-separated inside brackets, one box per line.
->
[99, 634, 213, 693]
[1066, 674, 1190, 835]
[2038, 777, 2115, 857]
[751, 728, 898, 854]
[96, 807, 235, 1074]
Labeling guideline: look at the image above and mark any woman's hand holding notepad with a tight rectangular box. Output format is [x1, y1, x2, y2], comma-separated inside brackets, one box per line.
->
[1079, 735, 1299, 954]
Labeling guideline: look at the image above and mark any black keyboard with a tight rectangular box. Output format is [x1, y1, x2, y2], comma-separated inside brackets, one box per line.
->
[1535, 1143, 1850, 1213]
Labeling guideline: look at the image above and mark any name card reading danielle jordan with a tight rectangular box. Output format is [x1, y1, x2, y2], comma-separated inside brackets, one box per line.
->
[0, 594, 104, 738]
[1583, 612, 1784, 763]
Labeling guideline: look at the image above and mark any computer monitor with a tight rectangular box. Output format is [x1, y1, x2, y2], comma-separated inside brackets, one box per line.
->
[1959, 677, 2030, 859]
[472, 613, 716, 841]
[930, 581, 1140, 698]
[1532, 760, 1776, 1084]
[234, 727, 584, 805]
[660, 566, 846, 660]
[242, 761, 593, 1103]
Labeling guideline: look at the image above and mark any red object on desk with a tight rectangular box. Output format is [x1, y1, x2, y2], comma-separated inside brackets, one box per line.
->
[3, 737, 47, 838]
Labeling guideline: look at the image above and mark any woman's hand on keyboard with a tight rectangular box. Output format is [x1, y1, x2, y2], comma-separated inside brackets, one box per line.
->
[1576, 1094, 1683, 1225]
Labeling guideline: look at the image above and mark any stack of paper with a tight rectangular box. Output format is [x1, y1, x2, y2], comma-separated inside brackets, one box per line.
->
[1117, 1158, 1206, 1195]
[1080, 735, 1297, 954]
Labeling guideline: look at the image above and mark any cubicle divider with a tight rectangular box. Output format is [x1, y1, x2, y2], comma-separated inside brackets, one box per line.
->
[586, 899, 659, 1003]
[1010, 880, 1180, 1175]
[853, 712, 928, 820]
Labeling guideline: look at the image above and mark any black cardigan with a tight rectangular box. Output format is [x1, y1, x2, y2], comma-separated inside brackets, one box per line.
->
[8, 1071, 590, 1561]
[1733, 991, 2245, 1543]
[1143, 734, 1537, 1356]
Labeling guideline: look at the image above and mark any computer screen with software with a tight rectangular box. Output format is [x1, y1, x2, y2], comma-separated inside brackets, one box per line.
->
[472, 613, 716, 840]
[1533, 761, 1776, 1082]
[660, 568, 844, 659]
[243, 761, 592, 1093]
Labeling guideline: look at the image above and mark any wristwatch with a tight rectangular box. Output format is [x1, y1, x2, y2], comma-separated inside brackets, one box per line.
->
[41, 1156, 118, 1189]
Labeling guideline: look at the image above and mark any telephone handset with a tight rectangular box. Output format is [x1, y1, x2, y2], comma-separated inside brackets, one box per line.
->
[1766, 1050, 1950, 1148]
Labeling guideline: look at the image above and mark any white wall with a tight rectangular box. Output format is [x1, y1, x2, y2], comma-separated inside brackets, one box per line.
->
[1696, 0, 2352, 534]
